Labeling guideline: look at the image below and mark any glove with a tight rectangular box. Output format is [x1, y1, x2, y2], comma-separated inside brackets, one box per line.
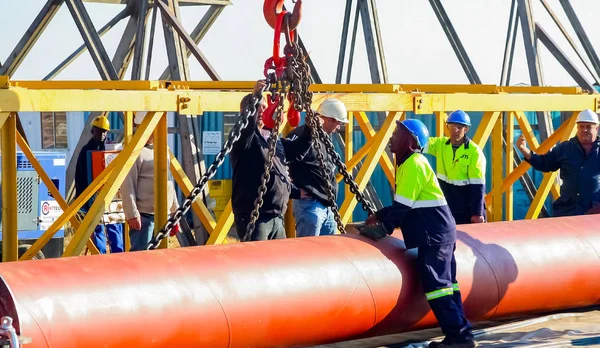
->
[357, 223, 388, 241]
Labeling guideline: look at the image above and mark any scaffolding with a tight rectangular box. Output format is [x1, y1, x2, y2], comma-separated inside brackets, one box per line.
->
[1, 77, 597, 261]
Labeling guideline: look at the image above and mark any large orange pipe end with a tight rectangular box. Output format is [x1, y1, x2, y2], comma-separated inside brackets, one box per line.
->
[0, 216, 599, 347]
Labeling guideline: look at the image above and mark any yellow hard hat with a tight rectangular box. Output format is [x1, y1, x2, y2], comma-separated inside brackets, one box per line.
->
[91, 116, 110, 131]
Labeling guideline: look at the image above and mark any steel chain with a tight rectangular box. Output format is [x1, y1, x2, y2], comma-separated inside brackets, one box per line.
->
[287, 41, 376, 224]
[147, 82, 271, 250]
[243, 79, 288, 241]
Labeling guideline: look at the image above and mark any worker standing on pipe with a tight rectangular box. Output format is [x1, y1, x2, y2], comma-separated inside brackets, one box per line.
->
[287, 99, 348, 237]
[231, 80, 312, 241]
[424, 110, 487, 224]
[359, 119, 476, 348]
[74, 116, 124, 254]
[517, 109, 600, 216]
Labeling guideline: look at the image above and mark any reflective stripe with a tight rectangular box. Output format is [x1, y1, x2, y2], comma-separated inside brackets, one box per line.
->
[453, 283, 460, 292]
[413, 198, 447, 208]
[394, 194, 415, 208]
[437, 174, 485, 186]
[425, 287, 454, 300]
[395, 195, 447, 208]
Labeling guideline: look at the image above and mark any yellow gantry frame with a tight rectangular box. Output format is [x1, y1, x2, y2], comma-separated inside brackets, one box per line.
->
[0, 77, 598, 260]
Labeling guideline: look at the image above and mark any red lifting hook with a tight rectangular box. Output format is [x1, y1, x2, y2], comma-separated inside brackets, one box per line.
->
[263, 0, 302, 31]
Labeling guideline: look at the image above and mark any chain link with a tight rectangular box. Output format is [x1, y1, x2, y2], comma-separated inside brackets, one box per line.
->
[286, 41, 376, 232]
[147, 82, 270, 250]
[149, 29, 376, 247]
[243, 79, 288, 241]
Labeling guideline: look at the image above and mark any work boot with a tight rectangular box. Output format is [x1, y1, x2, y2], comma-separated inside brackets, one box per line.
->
[428, 337, 451, 348]
[438, 339, 478, 348]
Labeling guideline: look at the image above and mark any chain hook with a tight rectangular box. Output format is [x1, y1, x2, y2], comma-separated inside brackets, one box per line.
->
[263, 0, 302, 31]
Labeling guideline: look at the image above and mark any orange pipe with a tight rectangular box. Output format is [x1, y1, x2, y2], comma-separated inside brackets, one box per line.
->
[0, 216, 599, 347]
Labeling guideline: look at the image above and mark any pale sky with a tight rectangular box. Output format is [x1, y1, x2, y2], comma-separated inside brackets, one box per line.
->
[1, 0, 600, 86]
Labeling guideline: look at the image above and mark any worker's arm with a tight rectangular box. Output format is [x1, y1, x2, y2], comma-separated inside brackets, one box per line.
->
[423, 137, 445, 157]
[236, 82, 265, 151]
[525, 144, 563, 172]
[120, 158, 141, 220]
[372, 162, 425, 232]
[468, 147, 487, 219]
[73, 147, 88, 200]
[281, 124, 313, 162]
[517, 135, 562, 172]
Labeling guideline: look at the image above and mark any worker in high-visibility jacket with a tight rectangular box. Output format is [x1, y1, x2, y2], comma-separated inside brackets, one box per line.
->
[359, 119, 476, 348]
[425, 110, 486, 224]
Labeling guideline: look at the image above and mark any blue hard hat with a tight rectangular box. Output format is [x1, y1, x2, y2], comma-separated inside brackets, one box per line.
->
[398, 119, 430, 149]
[447, 110, 471, 127]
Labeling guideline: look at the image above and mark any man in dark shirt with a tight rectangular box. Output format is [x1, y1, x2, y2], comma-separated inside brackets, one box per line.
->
[74, 116, 124, 253]
[230, 80, 313, 241]
[287, 98, 348, 237]
[517, 109, 600, 216]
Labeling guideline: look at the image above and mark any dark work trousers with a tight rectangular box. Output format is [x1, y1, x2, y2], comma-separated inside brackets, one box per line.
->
[418, 243, 474, 343]
[234, 214, 286, 242]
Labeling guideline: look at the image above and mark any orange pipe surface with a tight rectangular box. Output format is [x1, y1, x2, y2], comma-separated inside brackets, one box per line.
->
[0, 216, 599, 347]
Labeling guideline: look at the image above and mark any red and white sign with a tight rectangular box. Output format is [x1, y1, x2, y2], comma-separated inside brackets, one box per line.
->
[41, 200, 62, 217]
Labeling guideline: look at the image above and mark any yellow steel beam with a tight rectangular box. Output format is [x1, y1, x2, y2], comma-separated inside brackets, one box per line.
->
[2, 88, 598, 114]
[16, 132, 100, 254]
[499, 86, 582, 94]
[514, 111, 541, 149]
[345, 112, 354, 200]
[505, 112, 514, 221]
[472, 112, 501, 148]
[9, 80, 161, 90]
[339, 112, 403, 223]
[169, 149, 216, 233]
[351, 111, 395, 186]
[205, 200, 234, 245]
[1, 113, 18, 262]
[20, 166, 116, 260]
[434, 111, 450, 137]
[491, 113, 503, 222]
[0, 113, 9, 129]
[63, 112, 163, 257]
[7, 79, 583, 94]
[425, 94, 597, 113]
[123, 111, 134, 251]
[525, 172, 557, 219]
[124, 111, 134, 144]
[154, 115, 169, 249]
[484, 114, 577, 207]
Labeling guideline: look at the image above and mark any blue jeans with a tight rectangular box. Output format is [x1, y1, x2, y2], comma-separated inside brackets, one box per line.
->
[293, 198, 337, 237]
[129, 214, 155, 252]
[92, 223, 124, 254]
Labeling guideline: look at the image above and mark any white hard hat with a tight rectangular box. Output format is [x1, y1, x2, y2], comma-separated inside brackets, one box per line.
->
[316, 99, 349, 124]
[134, 111, 147, 125]
[576, 109, 599, 124]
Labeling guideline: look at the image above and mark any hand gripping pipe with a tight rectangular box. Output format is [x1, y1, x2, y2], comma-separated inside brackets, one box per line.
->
[0, 216, 599, 347]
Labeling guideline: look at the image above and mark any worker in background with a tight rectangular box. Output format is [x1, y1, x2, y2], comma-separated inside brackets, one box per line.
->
[121, 112, 180, 251]
[359, 119, 476, 348]
[287, 98, 348, 237]
[517, 109, 600, 216]
[74, 116, 124, 254]
[231, 80, 312, 242]
[425, 110, 487, 224]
